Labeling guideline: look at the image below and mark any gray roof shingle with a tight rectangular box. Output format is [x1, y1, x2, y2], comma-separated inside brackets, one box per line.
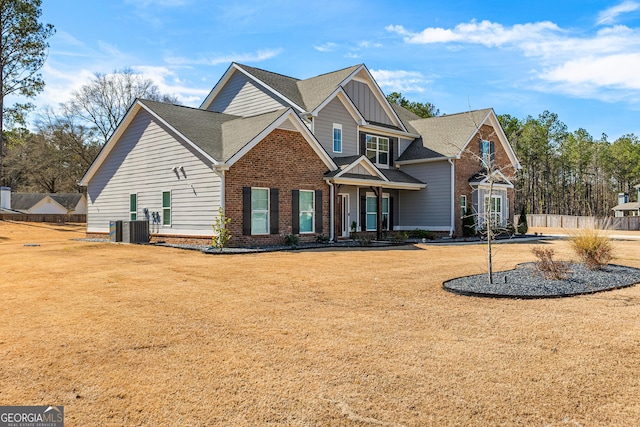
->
[236, 63, 362, 112]
[11, 193, 83, 211]
[397, 109, 493, 161]
[139, 99, 289, 162]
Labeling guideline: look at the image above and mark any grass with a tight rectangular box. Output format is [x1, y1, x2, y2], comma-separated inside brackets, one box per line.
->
[1, 221, 640, 426]
[569, 228, 613, 270]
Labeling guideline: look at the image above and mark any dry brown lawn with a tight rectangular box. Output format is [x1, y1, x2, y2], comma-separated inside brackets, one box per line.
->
[1, 221, 640, 426]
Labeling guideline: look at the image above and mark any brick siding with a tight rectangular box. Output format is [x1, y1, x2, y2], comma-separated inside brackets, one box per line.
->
[225, 128, 330, 247]
[453, 124, 516, 235]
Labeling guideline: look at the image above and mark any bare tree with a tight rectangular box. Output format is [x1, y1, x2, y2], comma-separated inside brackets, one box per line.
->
[64, 68, 179, 144]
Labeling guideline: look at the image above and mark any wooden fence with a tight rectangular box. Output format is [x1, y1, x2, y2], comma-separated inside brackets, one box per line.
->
[527, 214, 640, 230]
[0, 213, 86, 223]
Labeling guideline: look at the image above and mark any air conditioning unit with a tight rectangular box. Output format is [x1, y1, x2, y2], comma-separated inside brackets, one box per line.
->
[109, 220, 123, 242]
[122, 220, 150, 244]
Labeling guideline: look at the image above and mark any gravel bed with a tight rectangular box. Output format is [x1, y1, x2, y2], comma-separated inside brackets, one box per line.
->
[443, 262, 640, 298]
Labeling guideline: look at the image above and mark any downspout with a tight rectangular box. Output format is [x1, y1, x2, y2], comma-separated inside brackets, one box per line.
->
[448, 158, 455, 237]
[213, 164, 229, 213]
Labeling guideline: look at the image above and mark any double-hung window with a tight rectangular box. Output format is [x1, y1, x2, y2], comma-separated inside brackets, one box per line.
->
[129, 194, 137, 220]
[251, 188, 269, 234]
[484, 194, 502, 227]
[381, 196, 390, 230]
[333, 124, 342, 153]
[366, 195, 377, 231]
[162, 191, 171, 225]
[299, 190, 314, 233]
[480, 140, 494, 168]
[366, 135, 389, 166]
[460, 195, 467, 217]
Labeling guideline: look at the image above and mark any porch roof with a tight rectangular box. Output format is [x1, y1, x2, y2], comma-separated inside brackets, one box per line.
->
[612, 202, 640, 211]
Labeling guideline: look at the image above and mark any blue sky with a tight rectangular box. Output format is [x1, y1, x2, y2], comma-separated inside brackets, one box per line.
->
[29, 0, 640, 140]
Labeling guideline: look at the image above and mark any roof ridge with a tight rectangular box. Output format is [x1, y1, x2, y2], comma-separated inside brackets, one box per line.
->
[411, 108, 492, 122]
[299, 64, 362, 82]
[234, 62, 301, 82]
[139, 98, 241, 118]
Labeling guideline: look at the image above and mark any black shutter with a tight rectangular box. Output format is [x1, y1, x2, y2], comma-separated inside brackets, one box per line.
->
[389, 196, 394, 231]
[291, 190, 300, 235]
[389, 138, 395, 167]
[315, 190, 323, 233]
[360, 194, 366, 231]
[270, 188, 279, 235]
[242, 187, 251, 235]
[360, 132, 367, 157]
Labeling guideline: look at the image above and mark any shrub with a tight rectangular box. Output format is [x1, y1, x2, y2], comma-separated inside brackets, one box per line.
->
[569, 229, 613, 270]
[531, 247, 571, 280]
[284, 234, 299, 248]
[353, 232, 372, 246]
[408, 229, 434, 240]
[211, 207, 232, 251]
[462, 214, 475, 238]
[517, 205, 528, 235]
[315, 234, 329, 244]
[392, 231, 408, 243]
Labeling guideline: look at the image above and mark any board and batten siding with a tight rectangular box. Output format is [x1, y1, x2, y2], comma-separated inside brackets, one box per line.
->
[398, 161, 451, 230]
[344, 80, 393, 126]
[207, 71, 288, 116]
[86, 109, 222, 235]
[314, 97, 358, 156]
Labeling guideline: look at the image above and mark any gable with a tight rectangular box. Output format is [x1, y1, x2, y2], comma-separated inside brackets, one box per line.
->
[207, 70, 289, 116]
[344, 80, 394, 127]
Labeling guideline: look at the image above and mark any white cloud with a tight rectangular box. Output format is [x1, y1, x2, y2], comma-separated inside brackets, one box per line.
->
[370, 69, 428, 93]
[313, 42, 337, 52]
[386, 20, 561, 48]
[166, 48, 282, 66]
[358, 41, 382, 48]
[386, 17, 640, 102]
[131, 65, 210, 106]
[597, 1, 640, 25]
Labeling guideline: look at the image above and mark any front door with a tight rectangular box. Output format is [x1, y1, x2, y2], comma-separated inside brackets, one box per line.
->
[340, 194, 349, 237]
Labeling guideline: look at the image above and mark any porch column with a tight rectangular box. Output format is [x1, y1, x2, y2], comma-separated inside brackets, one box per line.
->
[376, 186, 382, 240]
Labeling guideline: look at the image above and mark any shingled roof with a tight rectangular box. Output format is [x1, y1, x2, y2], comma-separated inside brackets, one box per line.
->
[11, 193, 84, 212]
[139, 99, 290, 162]
[236, 63, 362, 113]
[397, 109, 494, 161]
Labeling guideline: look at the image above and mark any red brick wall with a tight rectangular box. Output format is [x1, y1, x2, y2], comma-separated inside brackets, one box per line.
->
[453, 124, 516, 235]
[225, 128, 330, 247]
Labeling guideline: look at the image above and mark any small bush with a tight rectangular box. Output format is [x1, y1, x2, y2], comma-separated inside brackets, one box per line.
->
[408, 229, 434, 240]
[391, 231, 408, 243]
[284, 234, 299, 248]
[531, 247, 571, 280]
[462, 214, 475, 238]
[353, 232, 372, 246]
[211, 207, 232, 251]
[517, 205, 528, 235]
[315, 234, 329, 244]
[570, 229, 613, 270]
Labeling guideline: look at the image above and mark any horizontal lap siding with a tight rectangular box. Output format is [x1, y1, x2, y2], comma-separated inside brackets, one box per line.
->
[398, 161, 451, 228]
[314, 98, 358, 156]
[86, 110, 221, 234]
[208, 72, 288, 116]
[344, 80, 393, 126]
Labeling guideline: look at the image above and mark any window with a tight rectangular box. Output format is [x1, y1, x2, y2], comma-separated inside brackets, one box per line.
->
[382, 196, 389, 230]
[460, 195, 467, 217]
[130, 193, 137, 220]
[299, 190, 314, 233]
[484, 195, 502, 227]
[366, 135, 389, 166]
[251, 188, 269, 234]
[162, 191, 171, 225]
[480, 140, 494, 168]
[366, 195, 377, 231]
[333, 124, 342, 153]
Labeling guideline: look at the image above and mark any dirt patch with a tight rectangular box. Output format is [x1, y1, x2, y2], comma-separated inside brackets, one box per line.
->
[2, 221, 640, 426]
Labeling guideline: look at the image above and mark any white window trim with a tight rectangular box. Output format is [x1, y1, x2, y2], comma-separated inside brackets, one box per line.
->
[366, 134, 390, 167]
[382, 194, 390, 231]
[251, 187, 270, 235]
[332, 123, 342, 153]
[483, 194, 502, 227]
[460, 195, 467, 216]
[162, 190, 172, 226]
[130, 193, 137, 221]
[299, 189, 315, 234]
[365, 192, 390, 231]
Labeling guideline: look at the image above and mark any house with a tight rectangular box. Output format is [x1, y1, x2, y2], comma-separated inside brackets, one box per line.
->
[612, 185, 640, 217]
[9, 193, 87, 215]
[80, 63, 521, 246]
